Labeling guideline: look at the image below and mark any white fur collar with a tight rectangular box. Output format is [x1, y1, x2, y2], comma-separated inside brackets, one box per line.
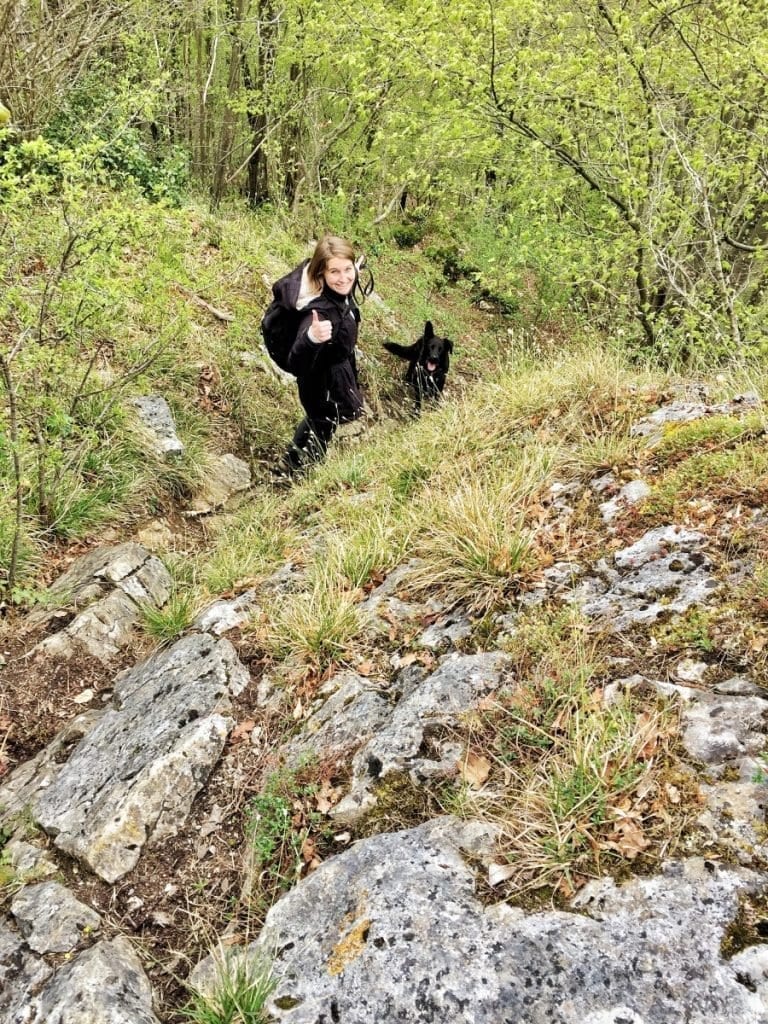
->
[295, 265, 321, 310]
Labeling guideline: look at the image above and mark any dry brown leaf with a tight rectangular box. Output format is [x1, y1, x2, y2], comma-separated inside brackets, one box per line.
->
[459, 751, 492, 789]
[357, 660, 374, 676]
[230, 719, 255, 742]
[635, 712, 662, 759]
[315, 778, 342, 814]
[556, 874, 575, 899]
[301, 836, 317, 863]
[665, 783, 681, 804]
[607, 817, 650, 859]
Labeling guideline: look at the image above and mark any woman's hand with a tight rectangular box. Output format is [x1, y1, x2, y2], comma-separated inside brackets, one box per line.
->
[308, 309, 332, 343]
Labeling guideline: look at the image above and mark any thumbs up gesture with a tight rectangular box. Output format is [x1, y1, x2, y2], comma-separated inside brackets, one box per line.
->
[308, 308, 332, 344]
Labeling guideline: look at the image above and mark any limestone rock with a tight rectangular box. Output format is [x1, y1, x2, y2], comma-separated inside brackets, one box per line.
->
[599, 478, 652, 523]
[681, 690, 768, 766]
[0, 711, 104, 826]
[331, 652, 512, 824]
[186, 453, 251, 514]
[29, 634, 249, 882]
[26, 542, 172, 662]
[129, 394, 184, 456]
[282, 671, 392, 767]
[192, 589, 259, 636]
[191, 820, 768, 1024]
[632, 391, 761, 441]
[21, 936, 160, 1024]
[572, 525, 720, 630]
[11, 881, 101, 954]
[0, 920, 53, 1021]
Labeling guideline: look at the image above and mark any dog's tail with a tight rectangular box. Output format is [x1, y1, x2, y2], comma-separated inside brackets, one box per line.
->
[383, 340, 417, 359]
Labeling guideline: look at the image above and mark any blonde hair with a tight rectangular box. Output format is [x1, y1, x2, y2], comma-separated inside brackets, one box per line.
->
[307, 235, 356, 290]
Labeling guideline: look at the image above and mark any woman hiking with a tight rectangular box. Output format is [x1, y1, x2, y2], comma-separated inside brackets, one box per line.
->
[273, 235, 365, 478]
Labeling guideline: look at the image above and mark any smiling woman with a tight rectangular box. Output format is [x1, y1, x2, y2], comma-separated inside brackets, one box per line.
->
[272, 235, 366, 479]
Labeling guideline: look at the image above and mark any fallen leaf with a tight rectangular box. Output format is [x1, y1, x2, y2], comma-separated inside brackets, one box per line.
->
[72, 688, 95, 705]
[665, 783, 681, 804]
[230, 719, 255, 742]
[357, 660, 374, 676]
[315, 777, 342, 814]
[635, 712, 661, 759]
[460, 751, 491, 789]
[606, 817, 650, 859]
[488, 862, 517, 887]
[557, 875, 575, 899]
[301, 836, 317, 863]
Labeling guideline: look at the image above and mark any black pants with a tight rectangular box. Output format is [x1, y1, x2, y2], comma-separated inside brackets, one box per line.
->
[282, 415, 337, 471]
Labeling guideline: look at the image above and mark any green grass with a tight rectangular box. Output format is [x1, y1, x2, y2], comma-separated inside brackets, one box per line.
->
[244, 764, 328, 919]
[260, 569, 363, 673]
[140, 589, 195, 644]
[183, 952, 275, 1024]
[642, 442, 768, 518]
[199, 496, 295, 596]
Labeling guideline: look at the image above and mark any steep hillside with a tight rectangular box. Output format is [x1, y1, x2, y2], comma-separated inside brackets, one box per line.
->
[1, 203, 768, 1022]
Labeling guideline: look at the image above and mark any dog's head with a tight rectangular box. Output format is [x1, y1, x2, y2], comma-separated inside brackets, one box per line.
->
[418, 321, 453, 374]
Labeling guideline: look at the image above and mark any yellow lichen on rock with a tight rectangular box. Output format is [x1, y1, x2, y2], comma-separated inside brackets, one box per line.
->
[327, 899, 372, 976]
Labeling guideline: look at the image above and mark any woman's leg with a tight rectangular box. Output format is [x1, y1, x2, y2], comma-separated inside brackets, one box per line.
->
[281, 415, 336, 471]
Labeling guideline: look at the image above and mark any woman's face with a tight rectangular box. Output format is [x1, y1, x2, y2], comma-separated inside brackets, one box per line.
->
[323, 257, 356, 296]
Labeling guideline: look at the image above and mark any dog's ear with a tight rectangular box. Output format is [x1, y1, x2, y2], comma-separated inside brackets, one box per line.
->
[424, 321, 434, 339]
[445, 338, 454, 353]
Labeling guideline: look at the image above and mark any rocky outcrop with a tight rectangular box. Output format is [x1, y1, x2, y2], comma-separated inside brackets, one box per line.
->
[0, 927, 161, 1024]
[1, 383, 766, 1023]
[566, 525, 720, 630]
[0, 633, 249, 882]
[185, 452, 252, 515]
[24, 542, 172, 662]
[129, 394, 185, 456]
[283, 652, 512, 825]
[192, 819, 768, 1024]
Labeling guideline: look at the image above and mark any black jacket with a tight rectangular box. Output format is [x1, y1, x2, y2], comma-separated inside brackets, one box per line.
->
[274, 262, 364, 424]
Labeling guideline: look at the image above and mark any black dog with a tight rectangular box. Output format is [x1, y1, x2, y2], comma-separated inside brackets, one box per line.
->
[383, 321, 453, 413]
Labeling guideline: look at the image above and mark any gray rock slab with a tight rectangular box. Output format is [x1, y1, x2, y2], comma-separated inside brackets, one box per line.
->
[631, 399, 711, 437]
[699, 778, 768, 863]
[192, 589, 259, 635]
[358, 562, 423, 634]
[283, 671, 392, 767]
[0, 920, 53, 1021]
[632, 392, 762, 440]
[573, 525, 720, 631]
[599, 478, 652, 523]
[193, 820, 768, 1024]
[332, 652, 512, 824]
[418, 608, 473, 649]
[31, 634, 249, 882]
[681, 691, 768, 766]
[27, 543, 172, 662]
[21, 935, 161, 1024]
[613, 525, 706, 570]
[129, 394, 184, 456]
[11, 881, 101, 954]
[186, 453, 252, 514]
[3, 840, 58, 879]
[36, 588, 145, 661]
[0, 711, 104, 826]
